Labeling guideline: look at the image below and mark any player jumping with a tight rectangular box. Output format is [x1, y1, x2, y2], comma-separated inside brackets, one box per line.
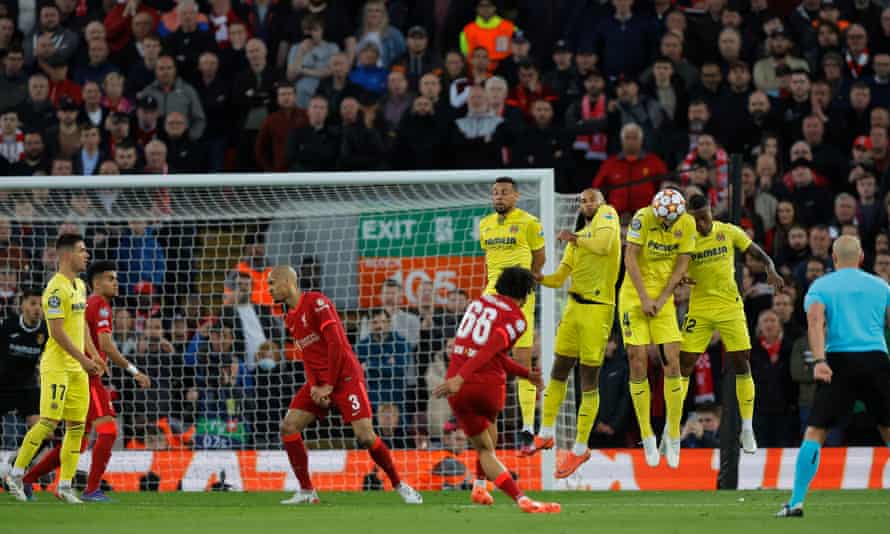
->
[479, 176, 546, 455]
[680, 195, 783, 456]
[20, 260, 152, 501]
[4, 234, 106, 504]
[434, 266, 559, 513]
[620, 188, 695, 468]
[267, 265, 422, 505]
[534, 189, 621, 478]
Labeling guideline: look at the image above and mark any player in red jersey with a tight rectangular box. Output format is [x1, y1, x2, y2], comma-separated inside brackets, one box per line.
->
[434, 266, 560, 514]
[22, 261, 150, 501]
[267, 265, 423, 505]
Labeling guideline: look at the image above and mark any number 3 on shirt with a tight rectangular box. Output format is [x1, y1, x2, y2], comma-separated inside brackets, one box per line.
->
[456, 301, 498, 345]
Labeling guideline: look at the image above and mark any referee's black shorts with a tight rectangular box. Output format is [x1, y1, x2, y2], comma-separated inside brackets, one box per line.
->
[808, 351, 890, 429]
[0, 388, 40, 418]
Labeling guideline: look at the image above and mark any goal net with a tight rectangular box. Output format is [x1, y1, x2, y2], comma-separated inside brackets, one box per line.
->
[0, 170, 572, 493]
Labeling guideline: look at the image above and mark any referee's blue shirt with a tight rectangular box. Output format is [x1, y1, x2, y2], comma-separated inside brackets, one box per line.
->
[804, 268, 890, 353]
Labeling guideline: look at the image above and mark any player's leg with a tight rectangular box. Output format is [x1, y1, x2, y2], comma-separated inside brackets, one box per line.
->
[351, 417, 422, 503]
[55, 370, 89, 503]
[83, 416, 117, 499]
[718, 310, 757, 452]
[280, 384, 323, 504]
[514, 295, 538, 453]
[472, 424, 498, 505]
[651, 301, 684, 468]
[537, 354, 576, 447]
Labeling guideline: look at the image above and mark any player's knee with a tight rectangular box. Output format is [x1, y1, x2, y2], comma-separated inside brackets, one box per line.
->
[280, 420, 300, 436]
[38, 418, 59, 432]
[355, 429, 377, 448]
[678, 354, 697, 377]
[729, 353, 750, 374]
[96, 420, 118, 437]
[66, 421, 86, 435]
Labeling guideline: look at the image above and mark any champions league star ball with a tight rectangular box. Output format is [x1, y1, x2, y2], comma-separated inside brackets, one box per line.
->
[651, 189, 686, 222]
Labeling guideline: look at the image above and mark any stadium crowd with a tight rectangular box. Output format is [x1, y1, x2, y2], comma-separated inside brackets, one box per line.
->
[3, 0, 890, 451]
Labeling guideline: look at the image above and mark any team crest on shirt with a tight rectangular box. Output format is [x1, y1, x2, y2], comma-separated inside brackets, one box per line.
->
[314, 298, 329, 312]
[674, 230, 683, 238]
[99, 308, 110, 318]
[631, 219, 642, 231]
[47, 296, 61, 313]
[716, 232, 725, 242]
[509, 225, 519, 234]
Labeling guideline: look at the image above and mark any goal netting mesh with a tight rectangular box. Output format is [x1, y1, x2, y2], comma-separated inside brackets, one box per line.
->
[0, 171, 587, 493]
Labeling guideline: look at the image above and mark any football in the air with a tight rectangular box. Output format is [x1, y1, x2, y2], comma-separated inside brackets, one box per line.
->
[651, 189, 686, 222]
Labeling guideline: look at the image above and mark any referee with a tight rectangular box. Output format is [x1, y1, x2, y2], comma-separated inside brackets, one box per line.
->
[777, 236, 890, 518]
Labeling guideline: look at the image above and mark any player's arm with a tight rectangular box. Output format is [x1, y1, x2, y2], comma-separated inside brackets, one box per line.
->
[744, 241, 784, 289]
[83, 321, 109, 375]
[98, 331, 151, 388]
[805, 299, 832, 383]
[624, 242, 655, 312]
[48, 318, 100, 375]
[655, 253, 691, 312]
[531, 247, 545, 276]
[575, 226, 616, 256]
[538, 263, 570, 288]
[529, 218, 546, 276]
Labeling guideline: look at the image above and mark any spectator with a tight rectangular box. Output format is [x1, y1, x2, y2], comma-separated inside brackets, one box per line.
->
[105, 110, 131, 155]
[802, 114, 846, 188]
[640, 32, 698, 92]
[564, 68, 608, 192]
[102, 72, 131, 113]
[380, 70, 413, 132]
[284, 95, 339, 172]
[195, 51, 230, 173]
[483, 75, 523, 140]
[750, 308, 797, 448]
[448, 85, 506, 169]
[512, 99, 569, 176]
[11, 129, 48, 176]
[395, 25, 442, 92]
[842, 23, 872, 81]
[255, 84, 307, 172]
[794, 225, 834, 288]
[753, 29, 809, 96]
[493, 30, 531, 88]
[775, 224, 810, 280]
[828, 193, 858, 239]
[232, 38, 276, 169]
[0, 47, 28, 112]
[23, 4, 78, 66]
[505, 60, 557, 120]
[316, 52, 361, 119]
[854, 166, 881, 236]
[350, 0, 405, 69]
[207, 0, 245, 50]
[413, 280, 455, 386]
[680, 402, 721, 449]
[162, 0, 217, 87]
[868, 52, 890, 108]
[741, 163, 778, 236]
[593, 123, 668, 215]
[222, 271, 281, 369]
[773, 290, 803, 341]
[356, 309, 410, 410]
[118, 219, 165, 296]
[451, 45, 493, 111]
[218, 21, 249, 75]
[286, 14, 338, 110]
[113, 140, 141, 175]
[0, 108, 24, 164]
[349, 40, 388, 96]
[543, 40, 580, 112]
[125, 31, 161, 98]
[139, 55, 206, 141]
[78, 80, 107, 128]
[229, 233, 274, 308]
[375, 403, 411, 449]
[252, 340, 299, 448]
[159, 111, 205, 173]
[459, 0, 516, 72]
[423, 337, 452, 442]
[72, 122, 105, 176]
[73, 38, 116, 87]
[359, 278, 421, 347]
[609, 77, 667, 150]
[588, 0, 655, 81]
[392, 95, 443, 170]
[339, 95, 389, 171]
[104, 0, 160, 55]
[787, 159, 833, 227]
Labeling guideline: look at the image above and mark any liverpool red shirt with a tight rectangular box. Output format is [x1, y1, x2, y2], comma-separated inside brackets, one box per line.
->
[85, 294, 113, 363]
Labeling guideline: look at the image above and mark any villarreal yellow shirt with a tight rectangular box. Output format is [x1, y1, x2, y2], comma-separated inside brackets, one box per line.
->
[620, 207, 696, 301]
[42, 273, 88, 374]
[687, 221, 751, 311]
[542, 204, 621, 304]
[479, 207, 545, 293]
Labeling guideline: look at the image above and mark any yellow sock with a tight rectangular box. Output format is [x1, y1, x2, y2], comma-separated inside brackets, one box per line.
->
[59, 421, 86, 482]
[541, 378, 567, 431]
[13, 419, 55, 471]
[517, 378, 537, 430]
[736, 373, 755, 422]
[629, 379, 653, 439]
[664, 375, 684, 439]
[680, 376, 690, 399]
[574, 389, 600, 447]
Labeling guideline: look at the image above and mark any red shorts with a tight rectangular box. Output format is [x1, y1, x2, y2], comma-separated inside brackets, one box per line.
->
[289, 377, 373, 424]
[87, 377, 116, 423]
[447, 382, 506, 437]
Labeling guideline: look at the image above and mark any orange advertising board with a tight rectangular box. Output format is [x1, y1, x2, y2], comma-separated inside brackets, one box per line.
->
[358, 256, 486, 308]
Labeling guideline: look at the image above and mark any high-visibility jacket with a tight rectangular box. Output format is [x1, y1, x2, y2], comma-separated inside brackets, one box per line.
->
[224, 261, 275, 307]
[460, 16, 516, 71]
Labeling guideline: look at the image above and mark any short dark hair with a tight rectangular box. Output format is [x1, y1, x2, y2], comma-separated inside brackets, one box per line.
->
[696, 401, 721, 417]
[494, 266, 535, 301]
[688, 194, 709, 211]
[86, 260, 117, 286]
[495, 176, 516, 188]
[56, 233, 84, 251]
[21, 286, 43, 300]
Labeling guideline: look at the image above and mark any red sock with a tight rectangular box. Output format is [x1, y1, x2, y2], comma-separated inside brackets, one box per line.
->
[475, 457, 486, 480]
[282, 433, 313, 491]
[23, 433, 89, 484]
[368, 437, 401, 488]
[86, 421, 117, 493]
[494, 471, 523, 502]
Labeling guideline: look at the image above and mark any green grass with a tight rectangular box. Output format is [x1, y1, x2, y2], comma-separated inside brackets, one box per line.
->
[1, 490, 888, 534]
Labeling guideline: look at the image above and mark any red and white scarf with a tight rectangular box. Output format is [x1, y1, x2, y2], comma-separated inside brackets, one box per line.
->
[0, 129, 25, 164]
[846, 48, 869, 79]
[694, 353, 715, 404]
[572, 94, 608, 161]
[759, 335, 783, 365]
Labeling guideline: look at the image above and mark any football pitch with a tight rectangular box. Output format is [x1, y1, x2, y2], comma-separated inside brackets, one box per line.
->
[2, 490, 888, 534]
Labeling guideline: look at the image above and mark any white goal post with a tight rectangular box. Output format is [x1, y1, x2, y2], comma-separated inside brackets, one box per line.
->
[0, 169, 582, 493]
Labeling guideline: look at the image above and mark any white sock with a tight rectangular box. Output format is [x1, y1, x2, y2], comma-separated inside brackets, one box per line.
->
[10, 466, 24, 477]
[572, 442, 588, 456]
[473, 479, 487, 489]
[742, 419, 753, 432]
[58, 480, 71, 490]
[521, 424, 534, 435]
[539, 426, 555, 439]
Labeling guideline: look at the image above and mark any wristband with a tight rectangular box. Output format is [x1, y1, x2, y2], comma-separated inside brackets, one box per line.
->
[126, 364, 140, 376]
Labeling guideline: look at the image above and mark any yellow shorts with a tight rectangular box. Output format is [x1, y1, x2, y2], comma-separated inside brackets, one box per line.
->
[619, 297, 681, 346]
[554, 298, 613, 367]
[40, 368, 89, 422]
[680, 305, 751, 353]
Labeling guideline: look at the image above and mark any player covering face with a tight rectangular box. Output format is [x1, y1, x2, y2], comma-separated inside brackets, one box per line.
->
[267, 265, 422, 505]
[434, 267, 559, 514]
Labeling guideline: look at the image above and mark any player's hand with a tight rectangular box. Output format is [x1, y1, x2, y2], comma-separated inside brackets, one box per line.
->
[595, 422, 614, 435]
[82, 358, 102, 376]
[134, 373, 151, 389]
[97, 357, 110, 377]
[433, 375, 464, 398]
[814, 361, 833, 383]
[641, 296, 658, 317]
[311, 384, 334, 406]
[527, 368, 544, 389]
[556, 230, 577, 243]
[766, 268, 784, 291]
[679, 276, 696, 287]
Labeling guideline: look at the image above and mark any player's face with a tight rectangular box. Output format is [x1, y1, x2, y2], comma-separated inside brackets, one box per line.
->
[690, 207, 713, 235]
[20, 296, 42, 323]
[69, 241, 89, 271]
[267, 274, 286, 303]
[491, 183, 517, 214]
[579, 190, 601, 219]
[96, 271, 119, 298]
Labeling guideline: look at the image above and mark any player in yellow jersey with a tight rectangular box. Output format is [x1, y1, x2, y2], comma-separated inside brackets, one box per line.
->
[620, 188, 695, 469]
[478, 176, 545, 456]
[533, 189, 621, 478]
[4, 234, 106, 504]
[680, 194, 783, 455]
